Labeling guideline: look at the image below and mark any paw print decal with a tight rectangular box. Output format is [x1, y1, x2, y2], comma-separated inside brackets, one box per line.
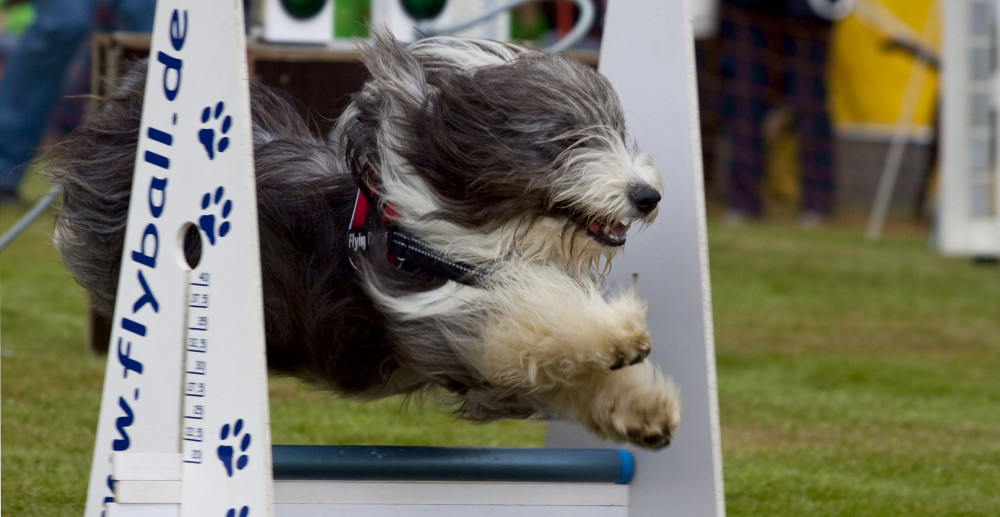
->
[217, 418, 251, 477]
[198, 101, 232, 160]
[198, 187, 232, 246]
[226, 506, 250, 517]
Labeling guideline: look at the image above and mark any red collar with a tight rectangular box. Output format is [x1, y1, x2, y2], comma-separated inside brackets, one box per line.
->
[348, 187, 400, 270]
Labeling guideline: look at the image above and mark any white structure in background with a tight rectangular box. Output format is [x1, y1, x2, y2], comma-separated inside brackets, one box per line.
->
[940, 0, 1000, 256]
[262, 0, 336, 44]
[690, 0, 719, 39]
[371, 0, 510, 42]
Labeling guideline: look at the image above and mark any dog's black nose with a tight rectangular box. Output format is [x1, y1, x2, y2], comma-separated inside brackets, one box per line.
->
[628, 184, 661, 215]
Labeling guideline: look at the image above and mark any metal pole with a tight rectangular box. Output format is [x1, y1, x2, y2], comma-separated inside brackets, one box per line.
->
[865, 1, 938, 241]
[0, 185, 62, 252]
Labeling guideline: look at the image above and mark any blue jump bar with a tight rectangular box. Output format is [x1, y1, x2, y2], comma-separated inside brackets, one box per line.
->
[271, 445, 634, 485]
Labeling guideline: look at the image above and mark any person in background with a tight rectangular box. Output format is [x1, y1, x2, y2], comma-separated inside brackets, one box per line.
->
[0, 0, 154, 204]
[717, 0, 854, 226]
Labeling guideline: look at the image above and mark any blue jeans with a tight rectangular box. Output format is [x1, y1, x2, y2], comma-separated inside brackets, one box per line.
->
[0, 0, 154, 192]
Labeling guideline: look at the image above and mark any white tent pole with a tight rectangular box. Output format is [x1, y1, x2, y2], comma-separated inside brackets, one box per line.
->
[865, 0, 938, 241]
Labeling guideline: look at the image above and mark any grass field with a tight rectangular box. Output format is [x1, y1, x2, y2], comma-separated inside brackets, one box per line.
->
[3, 171, 1000, 516]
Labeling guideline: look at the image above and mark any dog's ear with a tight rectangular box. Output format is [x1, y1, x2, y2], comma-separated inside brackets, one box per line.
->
[361, 30, 435, 115]
[336, 29, 450, 213]
[332, 30, 434, 192]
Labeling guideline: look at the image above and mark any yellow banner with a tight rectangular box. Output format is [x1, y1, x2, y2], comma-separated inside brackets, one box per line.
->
[829, 0, 940, 129]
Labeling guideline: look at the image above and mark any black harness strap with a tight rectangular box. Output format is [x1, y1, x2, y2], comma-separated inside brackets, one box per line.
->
[348, 187, 487, 287]
[386, 229, 488, 287]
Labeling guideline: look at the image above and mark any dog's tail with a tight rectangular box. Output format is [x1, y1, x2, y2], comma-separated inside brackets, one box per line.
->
[46, 63, 150, 316]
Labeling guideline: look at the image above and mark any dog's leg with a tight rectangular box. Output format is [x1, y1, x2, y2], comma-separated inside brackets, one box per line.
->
[456, 269, 680, 448]
[545, 364, 681, 449]
[458, 362, 680, 450]
[466, 268, 654, 389]
[366, 267, 679, 448]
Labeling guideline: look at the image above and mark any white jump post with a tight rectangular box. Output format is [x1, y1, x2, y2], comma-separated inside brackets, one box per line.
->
[939, 0, 1000, 258]
[84, 1, 273, 516]
[546, 1, 726, 515]
[86, 1, 725, 516]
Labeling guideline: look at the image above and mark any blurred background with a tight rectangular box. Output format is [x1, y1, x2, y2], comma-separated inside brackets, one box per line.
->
[0, 0, 977, 242]
[2, 1, 998, 516]
[695, 0, 939, 227]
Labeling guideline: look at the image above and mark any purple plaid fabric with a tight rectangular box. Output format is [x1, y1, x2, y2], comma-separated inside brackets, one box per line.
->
[718, 4, 835, 216]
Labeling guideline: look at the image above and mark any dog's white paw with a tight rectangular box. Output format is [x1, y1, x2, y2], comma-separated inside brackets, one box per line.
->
[602, 324, 652, 371]
[593, 296, 652, 371]
[610, 392, 678, 450]
[588, 365, 681, 450]
[472, 276, 655, 387]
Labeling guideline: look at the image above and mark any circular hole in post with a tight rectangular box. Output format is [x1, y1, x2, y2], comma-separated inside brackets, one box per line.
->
[177, 223, 203, 270]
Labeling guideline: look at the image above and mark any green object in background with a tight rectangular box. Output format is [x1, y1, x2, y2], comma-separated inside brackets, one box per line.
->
[334, 0, 371, 39]
[400, 0, 446, 20]
[1, 1, 35, 37]
[510, 7, 551, 42]
[281, 0, 327, 20]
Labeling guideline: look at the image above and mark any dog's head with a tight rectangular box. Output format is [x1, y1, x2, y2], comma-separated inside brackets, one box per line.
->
[333, 33, 662, 278]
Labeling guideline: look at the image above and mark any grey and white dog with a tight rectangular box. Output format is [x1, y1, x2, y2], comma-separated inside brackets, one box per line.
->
[48, 33, 680, 449]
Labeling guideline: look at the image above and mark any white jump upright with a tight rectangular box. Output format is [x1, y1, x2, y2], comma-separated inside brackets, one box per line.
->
[546, 1, 726, 516]
[939, 0, 1000, 257]
[87, 1, 725, 516]
[84, 1, 273, 516]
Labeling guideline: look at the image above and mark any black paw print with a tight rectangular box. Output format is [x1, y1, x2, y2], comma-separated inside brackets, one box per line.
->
[198, 187, 232, 246]
[217, 418, 250, 477]
[197, 101, 232, 160]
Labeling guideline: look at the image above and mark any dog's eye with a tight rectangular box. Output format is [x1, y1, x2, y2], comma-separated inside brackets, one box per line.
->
[561, 136, 586, 149]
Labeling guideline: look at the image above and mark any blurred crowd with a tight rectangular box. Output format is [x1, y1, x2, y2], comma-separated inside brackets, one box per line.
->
[0, 0, 939, 226]
[0, 0, 155, 204]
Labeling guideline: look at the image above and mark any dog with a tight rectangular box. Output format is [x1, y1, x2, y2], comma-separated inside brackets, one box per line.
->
[47, 32, 681, 450]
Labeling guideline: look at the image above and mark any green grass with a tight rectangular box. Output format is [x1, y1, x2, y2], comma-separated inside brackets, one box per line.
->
[709, 223, 1000, 516]
[3, 170, 1000, 515]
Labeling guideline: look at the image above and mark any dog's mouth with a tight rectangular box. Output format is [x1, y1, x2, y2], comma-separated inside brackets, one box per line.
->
[552, 204, 636, 247]
[586, 219, 631, 247]
[571, 215, 631, 247]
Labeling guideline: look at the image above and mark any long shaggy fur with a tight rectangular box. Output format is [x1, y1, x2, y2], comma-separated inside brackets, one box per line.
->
[48, 33, 681, 449]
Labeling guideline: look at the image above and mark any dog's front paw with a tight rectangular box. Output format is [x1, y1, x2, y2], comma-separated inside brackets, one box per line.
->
[619, 400, 677, 450]
[604, 326, 652, 370]
[589, 364, 681, 450]
[595, 296, 652, 371]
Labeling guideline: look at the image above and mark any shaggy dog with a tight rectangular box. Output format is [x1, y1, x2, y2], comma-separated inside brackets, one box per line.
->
[48, 33, 681, 449]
